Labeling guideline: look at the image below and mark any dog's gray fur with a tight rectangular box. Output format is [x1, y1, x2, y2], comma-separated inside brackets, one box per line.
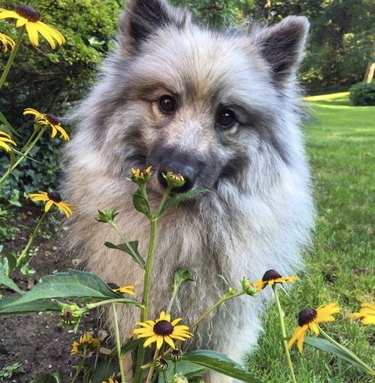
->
[64, 1, 313, 381]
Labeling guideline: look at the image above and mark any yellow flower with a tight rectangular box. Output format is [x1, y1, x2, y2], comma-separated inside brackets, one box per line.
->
[349, 303, 375, 325]
[26, 191, 74, 218]
[288, 303, 341, 353]
[0, 131, 17, 152]
[133, 311, 193, 350]
[23, 108, 69, 141]
[0, 32, 15, 52]
[107, 283, 136, 296]
[253, 269, 299, 291]
[0, 5, 65, 48]
[102, 376, 119, 383]
[71, 332, 100, 355]
[131, 166, 152, 184]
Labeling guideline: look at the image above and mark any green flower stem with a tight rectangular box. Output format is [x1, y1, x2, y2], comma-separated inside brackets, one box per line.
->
[0, 111, 20, 138]
[145, 349, 159, 383]
[0, 27, 25, 91]
[134, 185, 173, 383]
[112, 303, 127, 383]
[318, 326, 375, 376]
[191, 291, 244, 329]
[86, 299, 143, 310]
[272, 286, 297, 383]
[0, 126, 46, 185]
[17, 211, 47, 267]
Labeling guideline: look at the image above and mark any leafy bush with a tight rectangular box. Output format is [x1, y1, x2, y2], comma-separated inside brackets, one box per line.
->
[349, 81, 375, 106]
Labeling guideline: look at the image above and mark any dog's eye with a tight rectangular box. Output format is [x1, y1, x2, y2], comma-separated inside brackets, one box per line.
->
[158, 95, 176, 114]
[216, 109, 237, 129]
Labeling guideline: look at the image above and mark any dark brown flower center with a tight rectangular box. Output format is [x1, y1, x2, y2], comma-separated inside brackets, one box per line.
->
[298, 308, 317, 326]
[154, 320, 173, 336]
[15, 5, 41, 22]
[107, 283, 120, 290]
[262, 269, 282, 282]
[46, 114, 59, 125]
[47, 192, 62, 203]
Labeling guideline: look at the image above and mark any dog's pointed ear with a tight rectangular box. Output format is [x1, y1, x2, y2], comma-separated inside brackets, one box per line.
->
[252, 16, 309, 86]
[119, 0, 189, 55]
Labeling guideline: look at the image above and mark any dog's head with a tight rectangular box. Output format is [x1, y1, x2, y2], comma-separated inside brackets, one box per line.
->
[79, 0, 309, 196]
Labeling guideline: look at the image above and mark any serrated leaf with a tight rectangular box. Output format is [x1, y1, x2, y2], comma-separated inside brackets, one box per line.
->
[182, 350, 263, 382]
[133, 190, 152, 219]
[159, 189, 209, 216]
[0, 269, 129, 314]
[0, 272, 23, 294]
[105, 241, 145, 268]
[304, 337, 371, 372]
[30, 372, 62, 383]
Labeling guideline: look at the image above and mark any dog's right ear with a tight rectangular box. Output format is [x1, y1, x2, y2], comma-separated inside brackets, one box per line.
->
[119, 0, 189, 55]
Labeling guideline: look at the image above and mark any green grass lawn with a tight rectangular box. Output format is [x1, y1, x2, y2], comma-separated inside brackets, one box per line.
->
[247, 93, 375, 382]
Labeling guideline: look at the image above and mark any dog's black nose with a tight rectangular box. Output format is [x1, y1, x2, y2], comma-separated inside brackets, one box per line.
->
[157, 163, 196, 193]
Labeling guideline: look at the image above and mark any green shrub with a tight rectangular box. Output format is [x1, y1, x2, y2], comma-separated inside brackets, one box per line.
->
[349, 81, 375, 106]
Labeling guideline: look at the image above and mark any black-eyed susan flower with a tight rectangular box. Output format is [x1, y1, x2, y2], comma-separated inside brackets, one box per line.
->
[0, 5, 65, 49]
[27, 191, 73, 218]
[0, 32, 15, 52]
[107, 283, 136, 296]
[0, 131, 16, 152]
[131, 166, 152, 184]
[102, 376, 119, 383]
[23, 108, 69, 141]
[349, 303, 375, 325]
[133, 311, 193, 350]
[253, 269, 299, 292]
[71, 332, 100, 355]
[288, 303, 341, 353]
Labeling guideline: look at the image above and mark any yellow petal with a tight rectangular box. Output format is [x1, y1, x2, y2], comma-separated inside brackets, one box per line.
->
[143, 335, 158, 348]
[164, 335, 176, 349]
[45, 200, 53, 212]
[26, 23, 39, 47]
[308, 321, 320, 335]
[156, 335, 164, 350]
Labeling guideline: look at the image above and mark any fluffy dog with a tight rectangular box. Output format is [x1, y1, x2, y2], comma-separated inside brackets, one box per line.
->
[64, 0, 313, 381]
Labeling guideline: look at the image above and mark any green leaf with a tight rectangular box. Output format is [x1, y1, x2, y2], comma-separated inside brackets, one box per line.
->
[90, 358, 118, 383]
[304, 337, 371, 373]
[0, 296, 61, 315]
[29, 372, 62, 383]
[182, 350, 263, 382]
[121, 338, 142, 355]
[105, 241, 145, 268]
[0, 272, 23, 294]
[159, 188, 209, 216]
[0, 269, 129, 314]
[133, 190, 152, 219]
[172, 268, 194, 294]
[5, 252, 17, 274]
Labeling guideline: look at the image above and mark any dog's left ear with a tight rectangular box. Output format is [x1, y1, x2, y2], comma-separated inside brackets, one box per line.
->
[253, 16, 309, 86]
[119, 0, 189, 55]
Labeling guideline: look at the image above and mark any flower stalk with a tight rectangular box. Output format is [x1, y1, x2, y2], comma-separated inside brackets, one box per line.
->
[0, 26, 25, 91]
[112, 303, 127, 383]
[318, 326, 375, 377]
[17, 211, 47, 268]
[272, 285, 297, 383]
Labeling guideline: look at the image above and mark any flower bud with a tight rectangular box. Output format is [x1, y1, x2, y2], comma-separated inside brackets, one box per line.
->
[170, 349, 183, 362]
[155, 358, 169, 371]
[164, 171, 185, 188]
[131, 166, 152, 184]
[58, 302, 85, 326]
[96, 209, 119, 223]
[225, 287, 236, 296]
[241, 278, 257, 296]
[172, 375, 189, 383]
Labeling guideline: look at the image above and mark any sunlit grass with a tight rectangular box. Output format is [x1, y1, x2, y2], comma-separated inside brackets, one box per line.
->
[247, 93, 375, 382]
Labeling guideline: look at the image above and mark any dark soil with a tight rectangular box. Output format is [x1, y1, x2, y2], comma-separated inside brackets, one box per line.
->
[0, 205, 107, 382]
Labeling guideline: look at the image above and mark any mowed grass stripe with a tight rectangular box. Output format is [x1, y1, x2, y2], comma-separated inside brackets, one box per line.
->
[246, 93, 374, 383]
